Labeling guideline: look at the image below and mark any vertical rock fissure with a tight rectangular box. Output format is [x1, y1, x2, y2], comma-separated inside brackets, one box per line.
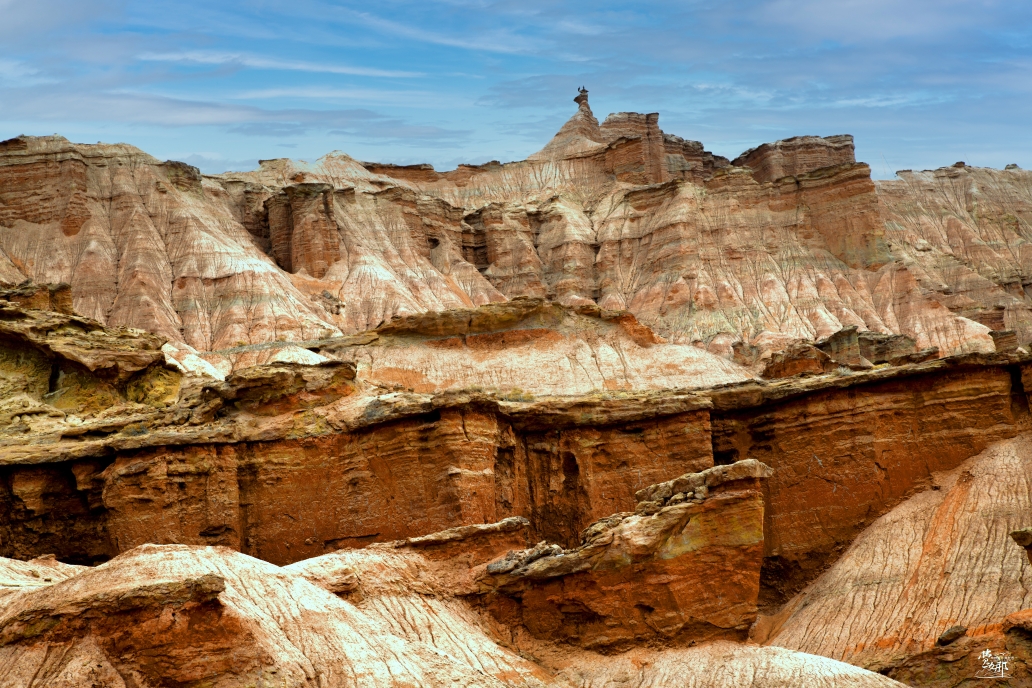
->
[1010, 365, 1031, 420]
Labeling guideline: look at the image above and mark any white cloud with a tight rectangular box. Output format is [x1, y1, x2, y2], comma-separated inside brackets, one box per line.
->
[0, 59, 55, 86]
[343, 10, 543, 54]
[137, 51, 422, 78]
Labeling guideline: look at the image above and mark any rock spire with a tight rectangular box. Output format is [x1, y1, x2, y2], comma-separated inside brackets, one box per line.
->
[528, 87, 606, 161]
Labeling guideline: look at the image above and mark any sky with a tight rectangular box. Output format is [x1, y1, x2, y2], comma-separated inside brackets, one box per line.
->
[0, 0, 1029, 178]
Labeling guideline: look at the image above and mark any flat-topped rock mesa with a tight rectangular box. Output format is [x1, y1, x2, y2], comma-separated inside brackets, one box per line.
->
[2, 90, 1028, 365]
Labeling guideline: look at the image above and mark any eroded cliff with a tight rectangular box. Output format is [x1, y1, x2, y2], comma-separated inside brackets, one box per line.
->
[2, 92, 1032, 687]
[2, 91, 1028, 366]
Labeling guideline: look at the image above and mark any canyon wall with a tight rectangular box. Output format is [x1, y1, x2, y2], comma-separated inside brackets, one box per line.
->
[2, 292, 1029, 613]
[2, 92, 1028, 364]
[765, 434, 1032, 686]
[0, 281, 1028, 685]
[2, 92, 1032, 686]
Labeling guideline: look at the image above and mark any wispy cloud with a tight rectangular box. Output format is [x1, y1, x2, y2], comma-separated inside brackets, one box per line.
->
[341, 10, 543, 55]
[0, 0, 1030, 173]
[137, 51, 421, 78]
[830, 93, 954, 109]
[0, 85, 470, 143]
[228, 87, 445, 107]
[0, 59, 53, 86]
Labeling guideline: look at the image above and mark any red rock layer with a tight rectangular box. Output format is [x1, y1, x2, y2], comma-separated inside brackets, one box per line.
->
[480, 461, 772, 651]
[0, 403, 713, 565]
[711, 361, 1030, 602]
[765, 433, 1032, 685]
[733, 135, 857, 183]
[2, 311, 1029, 602]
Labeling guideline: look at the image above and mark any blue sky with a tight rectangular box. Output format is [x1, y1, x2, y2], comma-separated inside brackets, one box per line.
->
[0, 0, 1029, 177]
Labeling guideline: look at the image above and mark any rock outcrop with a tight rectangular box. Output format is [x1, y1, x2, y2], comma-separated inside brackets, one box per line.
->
[0, 290, 1011, 685]
[764, 434, 1032, 686]
[3, 94, 1028, 363]
[479, 460, 772, 651]
[2, 93, 1032, 686]
[732, 135, 857, 183]
[3, 295, 1030, 594]
[216, 296, 753, 394]
[0, 136, 344, 351]
[0, 536, 907, 687]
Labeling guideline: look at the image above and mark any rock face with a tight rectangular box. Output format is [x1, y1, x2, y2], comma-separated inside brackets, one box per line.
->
[0, 286, 1029, 685]
[479, 460, 772, 651]
[2, 296, 1030, 590]
[764, 434, 1032, 686]
[711, 358, 1030, 604]
[0, 136, 343, 351]
[877, 165, 1032, 348]
[2, 94, 1032, 686]
[732, 135, 856, 183]
[3, 93, 1028, 364]
[0, 538, 907, 687]
[245, 297, 750, 396]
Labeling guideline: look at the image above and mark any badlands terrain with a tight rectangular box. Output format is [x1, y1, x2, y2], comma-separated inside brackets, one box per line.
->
[1, 91, 1031, 686]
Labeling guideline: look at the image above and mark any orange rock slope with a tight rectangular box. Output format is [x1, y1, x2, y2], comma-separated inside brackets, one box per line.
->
[764, 434, 1032, 686]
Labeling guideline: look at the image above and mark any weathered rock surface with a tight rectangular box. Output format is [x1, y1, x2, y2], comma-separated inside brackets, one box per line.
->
[275, 297, 750, 395]
[2, 93, 1031, 687]
[0, 543, 549, 687]
[878, 164, 1032, 348]
[711, 355, 1032, 604]
[0, 282, 74, 315]
[0, 534, 905, 687]
[478, 460, 772, 651]
[764, 434, 1032, 685]
[0, 292, 995, 686]
[3, 93, 1028, 363]
[553, 643, 905, 687]
[3, 295, 1030, 592]
[0, 136, 351, 352]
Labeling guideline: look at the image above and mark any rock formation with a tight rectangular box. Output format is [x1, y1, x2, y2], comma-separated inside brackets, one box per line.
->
[3, 91, 1028, 365]
[0, 538, 906, 687]
[763, 435, 1032, 685]
[2, 91, 1032, 685]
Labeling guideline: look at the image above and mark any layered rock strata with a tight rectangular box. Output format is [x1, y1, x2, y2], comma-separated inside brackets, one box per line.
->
[3, 94, 1029, 363]
[0, 534, 906, 687]
[764, 434, 1032, 686]
[202, 296, 751, 391]
[478, 460, 772, 651]
[3, 99, 1032, 686]
[2, 296, 1029, 613]
[0, 289, 1023, 684]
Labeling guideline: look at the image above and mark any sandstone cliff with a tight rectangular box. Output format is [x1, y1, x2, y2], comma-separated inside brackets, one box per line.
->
[2, 93, 1032, 687]
[764, 434, 1032, 686]
[2, 92, 1027, 364]
[0, 276, 1026, 685]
